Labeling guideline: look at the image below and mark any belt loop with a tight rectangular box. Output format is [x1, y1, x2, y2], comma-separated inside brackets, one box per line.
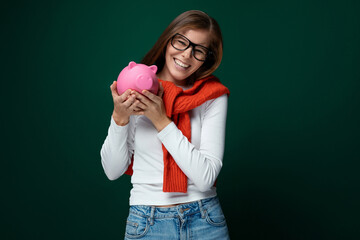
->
[198, 200, 206, 219]
[149, 206, 155, 225]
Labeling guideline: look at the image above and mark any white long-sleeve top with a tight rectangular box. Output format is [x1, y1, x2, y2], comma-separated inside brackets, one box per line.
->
[100, 94, 228, 205]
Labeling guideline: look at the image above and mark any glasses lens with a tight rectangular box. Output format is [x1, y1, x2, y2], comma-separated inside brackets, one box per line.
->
[171, 35, 189, 50]
[193, 46, 208, 61]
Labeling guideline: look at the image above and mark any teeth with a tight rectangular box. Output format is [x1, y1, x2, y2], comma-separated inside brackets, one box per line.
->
[174, 59, 190, 68]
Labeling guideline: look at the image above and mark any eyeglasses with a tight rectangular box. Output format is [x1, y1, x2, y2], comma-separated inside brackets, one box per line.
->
[170, 33, 211, 62]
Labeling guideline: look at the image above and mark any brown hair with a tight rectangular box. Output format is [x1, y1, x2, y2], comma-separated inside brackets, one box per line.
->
[141, 10, 223, 84]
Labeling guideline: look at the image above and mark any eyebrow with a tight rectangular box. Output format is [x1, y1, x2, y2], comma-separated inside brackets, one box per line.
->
[180, 35, 208, 47]
[190, 39, 207, 46]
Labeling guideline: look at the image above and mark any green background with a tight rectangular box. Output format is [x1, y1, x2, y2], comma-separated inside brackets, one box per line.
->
[3, 0, 359, 239]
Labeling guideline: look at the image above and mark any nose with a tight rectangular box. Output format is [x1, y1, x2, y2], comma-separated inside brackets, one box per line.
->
[181, 47, 193, 59]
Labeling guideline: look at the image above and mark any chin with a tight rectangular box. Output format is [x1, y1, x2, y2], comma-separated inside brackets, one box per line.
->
[172, 68, 195, 80]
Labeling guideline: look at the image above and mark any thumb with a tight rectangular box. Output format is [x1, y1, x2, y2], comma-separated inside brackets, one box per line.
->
[158, 82, 164, 98]
[110, 81, 119, 98]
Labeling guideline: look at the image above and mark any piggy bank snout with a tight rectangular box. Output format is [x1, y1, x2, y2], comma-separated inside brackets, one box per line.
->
[136, 74, 153, 89]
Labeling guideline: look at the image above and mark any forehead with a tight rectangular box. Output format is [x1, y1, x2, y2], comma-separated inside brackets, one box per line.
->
[178, 29, 210, 47]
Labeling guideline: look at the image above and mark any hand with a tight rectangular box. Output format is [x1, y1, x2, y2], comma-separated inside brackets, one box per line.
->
[110, 81, 144, 126]
[132, 82, 171, 132]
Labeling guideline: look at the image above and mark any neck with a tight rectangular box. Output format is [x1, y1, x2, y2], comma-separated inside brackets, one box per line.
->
[157, 72, 189, 87]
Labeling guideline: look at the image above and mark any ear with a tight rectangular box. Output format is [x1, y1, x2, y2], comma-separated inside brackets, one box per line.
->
[128, 61, 136, 69]
[149, 65, 157, 74]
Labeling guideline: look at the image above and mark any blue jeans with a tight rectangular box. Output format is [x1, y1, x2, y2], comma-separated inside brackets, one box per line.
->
[124, 196, 230, 239]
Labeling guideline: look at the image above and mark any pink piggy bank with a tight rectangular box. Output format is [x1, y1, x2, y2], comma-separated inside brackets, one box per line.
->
[117, 61, 159, 95]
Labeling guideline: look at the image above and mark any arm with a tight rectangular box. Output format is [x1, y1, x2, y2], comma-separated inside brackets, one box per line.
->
[100, 115, 135, 180]
[158, 94, 228, 192]
[100, 81, 140, 180]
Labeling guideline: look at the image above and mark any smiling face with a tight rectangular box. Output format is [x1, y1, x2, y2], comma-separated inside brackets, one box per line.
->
[157, 29, 210, 86]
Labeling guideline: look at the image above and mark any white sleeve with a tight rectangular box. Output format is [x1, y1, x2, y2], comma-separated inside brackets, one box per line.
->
[100, 115, 135, 180]
[157, 94, 228, 192]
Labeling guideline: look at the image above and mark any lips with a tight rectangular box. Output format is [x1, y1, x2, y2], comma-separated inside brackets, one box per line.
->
[174, 58, 190, 69]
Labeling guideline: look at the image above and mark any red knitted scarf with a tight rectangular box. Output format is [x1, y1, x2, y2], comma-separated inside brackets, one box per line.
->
[125, 75, 230, 192]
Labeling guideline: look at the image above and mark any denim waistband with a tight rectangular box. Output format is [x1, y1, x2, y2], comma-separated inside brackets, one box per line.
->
[129, 196, 219, 224]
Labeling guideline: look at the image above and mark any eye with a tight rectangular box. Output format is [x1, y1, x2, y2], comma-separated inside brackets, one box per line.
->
[177, 40, 187, 46]
[194, 48, 206, 55]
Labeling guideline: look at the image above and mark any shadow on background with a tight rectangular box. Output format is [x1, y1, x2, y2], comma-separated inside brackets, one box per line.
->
[2, 0, 359, 239]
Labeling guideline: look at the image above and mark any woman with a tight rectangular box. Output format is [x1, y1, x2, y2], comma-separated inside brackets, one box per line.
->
[101, 10, 230, 239]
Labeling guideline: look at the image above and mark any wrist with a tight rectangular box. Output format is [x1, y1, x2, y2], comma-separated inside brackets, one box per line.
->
[112, 111, 129, 126]
[155, 116, 171, 132]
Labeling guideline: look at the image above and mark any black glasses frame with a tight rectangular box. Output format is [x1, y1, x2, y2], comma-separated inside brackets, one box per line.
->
[170, 33, 212, 62]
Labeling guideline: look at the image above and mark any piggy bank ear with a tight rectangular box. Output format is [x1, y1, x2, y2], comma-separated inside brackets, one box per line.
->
[149, 65, 157, 74]
[128, 61, 136, 69]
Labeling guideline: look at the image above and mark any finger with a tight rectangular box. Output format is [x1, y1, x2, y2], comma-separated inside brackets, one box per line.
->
[142, 90, 159, 103]
[132, 100, 147, 110]
[132, 106, 142, 112]
[128, 104, 144, 114]
[122, 94, 136, 107]
[137, 102, 147, 109]
[110, 81, 119, 98]
[119, 89, 132, 102]
[111, 82, 132, 101]
[132, 91, 152, 106]
[158, 82, 164, 98]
